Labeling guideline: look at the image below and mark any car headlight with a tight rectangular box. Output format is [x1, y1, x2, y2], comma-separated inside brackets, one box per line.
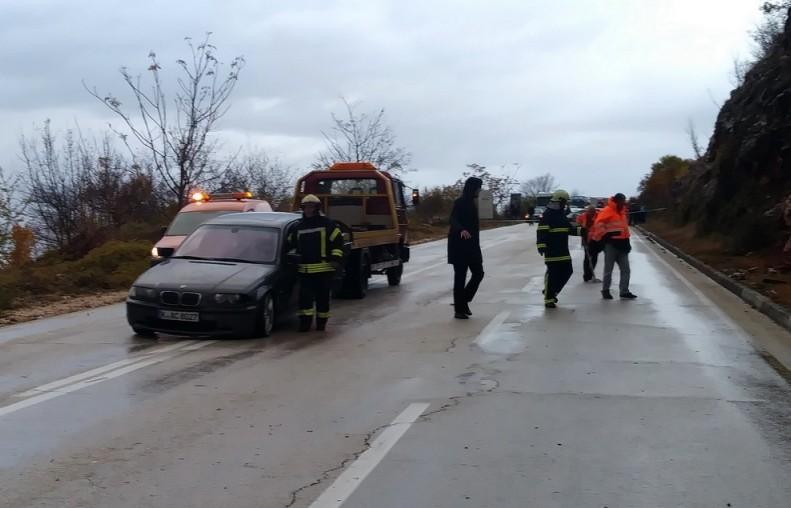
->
[129, 286, 157, 300]
[214, 293, 244, 304]
[151, 247, 160, 258]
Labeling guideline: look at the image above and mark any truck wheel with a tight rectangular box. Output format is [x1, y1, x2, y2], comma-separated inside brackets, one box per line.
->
[343, 255, 369, 299]
[386, 264, 403, 286]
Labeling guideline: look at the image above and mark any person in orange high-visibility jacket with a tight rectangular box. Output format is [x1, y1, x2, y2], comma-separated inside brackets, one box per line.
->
[592, 193, 637, 300]
[576, 205, 601, 283]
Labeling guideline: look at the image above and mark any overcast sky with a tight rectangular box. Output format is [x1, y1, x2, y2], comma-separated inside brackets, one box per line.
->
[0, 0, 765, 196]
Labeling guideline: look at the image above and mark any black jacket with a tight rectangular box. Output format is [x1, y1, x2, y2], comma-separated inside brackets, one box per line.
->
[288, 215, 344, 274]
[447, 179, 482, 265]
[537, 205, 580, 263]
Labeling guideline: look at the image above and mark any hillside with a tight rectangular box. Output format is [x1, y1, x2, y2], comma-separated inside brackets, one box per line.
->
[675, 7, 791, 253]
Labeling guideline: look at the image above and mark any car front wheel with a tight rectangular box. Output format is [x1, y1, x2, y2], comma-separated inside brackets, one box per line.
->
[255, 293, 275, 337]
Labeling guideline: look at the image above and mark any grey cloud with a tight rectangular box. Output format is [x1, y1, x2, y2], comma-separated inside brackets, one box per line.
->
[0, 0, 764, 197]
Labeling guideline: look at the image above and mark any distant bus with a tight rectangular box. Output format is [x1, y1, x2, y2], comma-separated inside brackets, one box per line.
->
[534, 193, 553, 208]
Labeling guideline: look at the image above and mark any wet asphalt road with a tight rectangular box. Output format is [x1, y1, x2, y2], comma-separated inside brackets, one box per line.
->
[0, 224, 790, 508]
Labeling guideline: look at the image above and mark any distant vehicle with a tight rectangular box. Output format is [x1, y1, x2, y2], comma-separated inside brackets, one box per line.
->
[127, 212, 301, 338]
[293, 162, 413, 298]
[530, 205, 547, 223]
[151, 191, 272, 264]
[534, 193, 553, 208]
[568, 195, 590, 220]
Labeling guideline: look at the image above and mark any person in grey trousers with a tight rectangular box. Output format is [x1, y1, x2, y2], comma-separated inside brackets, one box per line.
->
[594, 193, 637, 300]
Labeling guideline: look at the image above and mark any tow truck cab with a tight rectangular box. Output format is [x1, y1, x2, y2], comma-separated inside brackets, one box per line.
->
[151, 191, 273, 264]
[294, 162, 411, 299]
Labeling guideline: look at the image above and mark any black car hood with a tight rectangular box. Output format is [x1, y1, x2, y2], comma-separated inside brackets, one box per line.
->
[135, 259, 277, 293]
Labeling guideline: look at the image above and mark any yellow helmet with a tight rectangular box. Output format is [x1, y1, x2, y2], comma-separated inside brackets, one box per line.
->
[551, 189, 570, 202]
[301, 194, 321, 205]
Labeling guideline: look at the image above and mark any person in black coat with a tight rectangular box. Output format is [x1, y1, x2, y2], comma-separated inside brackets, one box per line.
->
[448, 177, 484, 319]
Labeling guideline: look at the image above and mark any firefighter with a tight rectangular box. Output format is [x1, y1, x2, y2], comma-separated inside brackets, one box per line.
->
[592, 193, 637, 300]
[576, 205, 601, 283]
[289, 194, 344, 332]
[537, 189, 580, 308]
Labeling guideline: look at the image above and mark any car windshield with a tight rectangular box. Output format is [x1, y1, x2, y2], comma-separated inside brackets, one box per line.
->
[174, 225, 279, 264]
[166, 211, 234, 236]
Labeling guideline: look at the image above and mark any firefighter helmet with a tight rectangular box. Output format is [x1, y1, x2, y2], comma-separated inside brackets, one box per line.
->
[301, 194, 321, 205]
[551, 189, 570, 202]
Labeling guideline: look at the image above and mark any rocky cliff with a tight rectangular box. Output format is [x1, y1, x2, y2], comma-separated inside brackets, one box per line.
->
[677, 8, 791, 253]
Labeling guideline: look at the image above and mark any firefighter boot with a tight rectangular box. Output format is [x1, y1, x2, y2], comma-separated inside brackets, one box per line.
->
[316, 317, 328, 331]
[298, 316, 312, 332]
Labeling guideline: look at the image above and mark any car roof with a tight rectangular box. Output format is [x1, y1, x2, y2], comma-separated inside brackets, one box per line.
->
[179, 199, 271, 212]
[203, 212, 302, 228]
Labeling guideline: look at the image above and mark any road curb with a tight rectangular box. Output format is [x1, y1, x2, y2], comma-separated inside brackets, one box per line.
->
[637, 226, 791, 334]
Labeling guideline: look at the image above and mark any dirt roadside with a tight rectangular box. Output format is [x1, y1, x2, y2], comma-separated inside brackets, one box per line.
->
[642, 219, 791, 310]
[0, 291, 129, 327]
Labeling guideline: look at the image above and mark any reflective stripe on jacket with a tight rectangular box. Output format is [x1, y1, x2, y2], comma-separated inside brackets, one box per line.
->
[537, 205, 580, 263]
[289, 216, 344, 274]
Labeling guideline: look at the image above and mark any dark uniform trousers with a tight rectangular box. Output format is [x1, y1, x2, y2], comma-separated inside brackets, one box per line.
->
[544, 261, 573, 303]
[298, 273, 333, 321]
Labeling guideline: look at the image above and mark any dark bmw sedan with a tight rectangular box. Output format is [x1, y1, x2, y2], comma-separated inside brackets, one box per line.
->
[127, 212, 302, 338]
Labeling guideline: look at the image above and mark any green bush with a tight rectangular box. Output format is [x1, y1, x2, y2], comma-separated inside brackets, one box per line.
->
[0, 239, 152, 313]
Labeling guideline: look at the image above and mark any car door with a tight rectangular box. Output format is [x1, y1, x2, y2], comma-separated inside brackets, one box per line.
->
[276, 221, 300, 311]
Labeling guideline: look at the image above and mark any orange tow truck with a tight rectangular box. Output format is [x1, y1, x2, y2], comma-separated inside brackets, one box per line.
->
[294, 162, 414, 298]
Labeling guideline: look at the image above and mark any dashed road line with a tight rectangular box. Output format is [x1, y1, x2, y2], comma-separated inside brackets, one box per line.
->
[308, 402, 431, 508]
[0, 340, 215, 418]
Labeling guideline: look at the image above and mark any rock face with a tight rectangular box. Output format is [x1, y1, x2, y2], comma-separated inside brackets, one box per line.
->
[677, 8, 791, 252]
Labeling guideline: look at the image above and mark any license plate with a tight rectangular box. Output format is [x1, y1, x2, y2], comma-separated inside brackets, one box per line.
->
[159, 310, 199, 322]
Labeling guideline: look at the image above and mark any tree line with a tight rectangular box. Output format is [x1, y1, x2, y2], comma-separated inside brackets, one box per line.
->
[0, 34, 562, 268]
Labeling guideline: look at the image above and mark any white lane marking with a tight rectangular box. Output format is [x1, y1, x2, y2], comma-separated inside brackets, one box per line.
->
[474, 310, 510, 348]
[402, 260, 446, 280]
[13, 340, 202, 398]
[0, 340, 216, 418]
[522, 275, 544, 293]
[308, 402, 431, 508]
[633, 234, 751, 341]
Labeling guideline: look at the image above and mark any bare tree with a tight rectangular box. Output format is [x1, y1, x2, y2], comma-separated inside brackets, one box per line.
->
[86, 34, 244, 205]
[685, 119, 703, 159]
[751, 2, 790, 58]
[214, 149, 296, 209]
[730, 57, 751, 88]
[0, 166, 23, 267]
[458, 163, 518, 213]
[313, 98, 411, 175]
[21, 121, 164, 256]
[521, 173, 556, 198]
